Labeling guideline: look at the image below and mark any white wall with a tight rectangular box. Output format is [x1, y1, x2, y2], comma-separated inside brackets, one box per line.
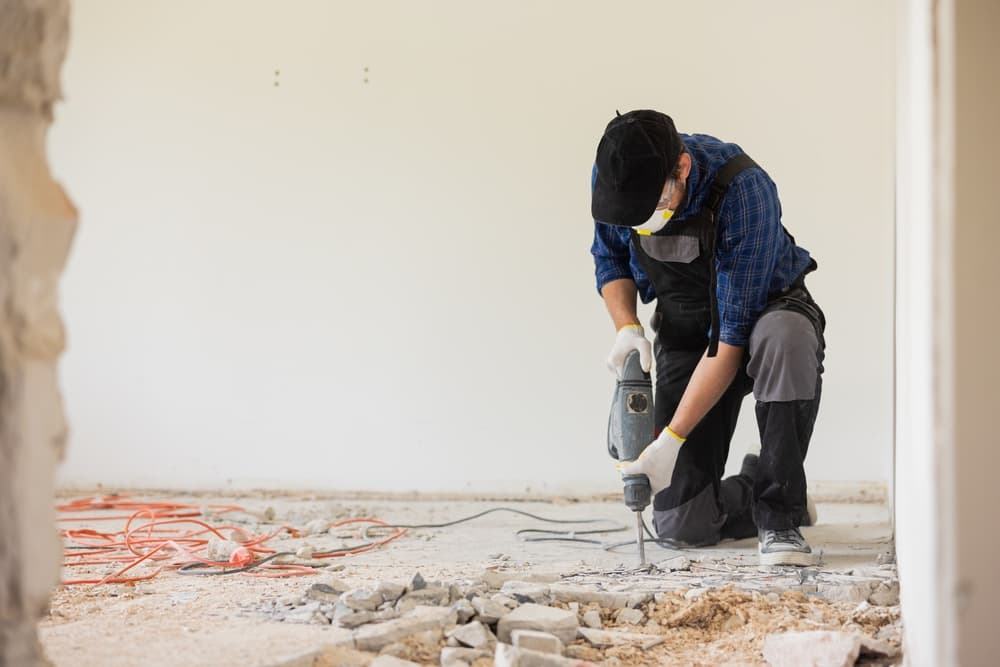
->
[50, 0, 895, 493]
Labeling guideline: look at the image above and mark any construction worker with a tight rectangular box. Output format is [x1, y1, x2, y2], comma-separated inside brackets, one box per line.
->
[591, 110, 825, 566]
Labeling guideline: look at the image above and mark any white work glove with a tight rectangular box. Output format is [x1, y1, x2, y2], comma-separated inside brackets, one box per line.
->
[607, 324, 652, 378]
[616, 427, 686, 496]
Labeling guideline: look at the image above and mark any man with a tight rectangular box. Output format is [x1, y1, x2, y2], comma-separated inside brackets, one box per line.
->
[591, 110, 825, 566]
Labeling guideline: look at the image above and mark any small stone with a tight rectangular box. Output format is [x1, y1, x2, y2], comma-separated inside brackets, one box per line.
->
[397, 585, 451, 612]
[684, 588, 706, 601]
[582, 609, 602, 629]
[818, 582, 874, 604]
[659, 555, 691, 571]
[343, 588, 384, 611]
[283, 601, 327, 625]
[303, 518, 330, 535]
[447, 620, 494, 649]
[471, 596, 507, 624]
[411, 572, 427, 591]
[295, 545, 315, 559]
[332, 601, 375, 629]
[567, 602, 579, 614]
[511, 629, 565, 655]
[492, 593, 519, 609]
[615, 608, 644, 625]
[452, 598, 476, 624]
[496, 603, 579, 645]
[306, 582, 346, 603]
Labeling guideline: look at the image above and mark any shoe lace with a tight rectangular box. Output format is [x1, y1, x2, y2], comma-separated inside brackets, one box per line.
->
[766, 528, 802, 546]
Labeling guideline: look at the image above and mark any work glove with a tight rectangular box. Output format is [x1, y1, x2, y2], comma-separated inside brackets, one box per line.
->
[607, 324, 652, 378]
[616, 427, 685, 496]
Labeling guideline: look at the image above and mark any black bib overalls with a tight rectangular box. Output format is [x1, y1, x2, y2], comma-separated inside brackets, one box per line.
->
[630, 154, 826, 546]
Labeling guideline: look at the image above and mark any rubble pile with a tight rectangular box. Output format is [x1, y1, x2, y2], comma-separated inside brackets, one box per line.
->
[256, 560, 903, 666]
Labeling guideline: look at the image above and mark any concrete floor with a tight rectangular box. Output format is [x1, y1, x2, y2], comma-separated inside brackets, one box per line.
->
[40, 493, 898, 666]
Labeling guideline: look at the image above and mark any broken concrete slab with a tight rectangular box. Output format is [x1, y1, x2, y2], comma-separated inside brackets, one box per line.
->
[494, 643, 596, 667]
[354, 605, 458, 652]
[763, 631, 861, 667]
[500, 581, 552, 605]
[577, 627, 664, 651]
[511, 629, 564, 655]
[440, 646, 491, 666]
[547, 584, 651, 610]
[369, 655, 422, 667]
[816, 581, 874, 604]
[496, 604, 578, 645]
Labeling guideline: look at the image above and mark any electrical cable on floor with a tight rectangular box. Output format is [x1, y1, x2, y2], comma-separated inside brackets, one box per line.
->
[57, 496, 686, 585]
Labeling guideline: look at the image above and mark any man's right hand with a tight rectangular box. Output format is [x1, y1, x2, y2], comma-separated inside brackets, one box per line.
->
[607, 324, 652, 378]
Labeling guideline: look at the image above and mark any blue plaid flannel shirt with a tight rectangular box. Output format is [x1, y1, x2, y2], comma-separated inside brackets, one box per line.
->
[590, 133, 813, 347]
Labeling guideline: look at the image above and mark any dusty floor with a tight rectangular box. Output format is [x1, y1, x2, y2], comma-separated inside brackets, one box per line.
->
[40, 491, 900, 666]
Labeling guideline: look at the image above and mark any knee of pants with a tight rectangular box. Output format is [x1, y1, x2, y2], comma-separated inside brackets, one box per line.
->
[747, 310, 823, 403]
[651, 486, 725, 547]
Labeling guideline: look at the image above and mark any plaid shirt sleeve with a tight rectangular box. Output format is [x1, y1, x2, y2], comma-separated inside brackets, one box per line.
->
[714, 169, 785, 347]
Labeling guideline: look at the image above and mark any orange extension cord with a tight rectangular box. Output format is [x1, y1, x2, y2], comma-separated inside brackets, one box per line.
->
[57, 495, 407, 586]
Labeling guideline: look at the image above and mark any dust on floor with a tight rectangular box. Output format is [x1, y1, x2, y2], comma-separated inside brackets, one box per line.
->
[40, 491, 900, 666]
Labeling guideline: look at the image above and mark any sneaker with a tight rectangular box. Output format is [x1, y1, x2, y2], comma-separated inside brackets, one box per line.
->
[758, 527, 816, 566]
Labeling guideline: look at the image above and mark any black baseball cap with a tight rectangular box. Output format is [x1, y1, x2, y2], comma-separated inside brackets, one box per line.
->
[591, 110, 683, 227]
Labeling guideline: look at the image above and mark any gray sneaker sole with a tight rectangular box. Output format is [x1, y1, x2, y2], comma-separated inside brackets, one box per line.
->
[758, 545, 817, 567]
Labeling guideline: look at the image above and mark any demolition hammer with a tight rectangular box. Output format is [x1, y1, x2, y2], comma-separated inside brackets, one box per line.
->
[607, 349, 655, 565]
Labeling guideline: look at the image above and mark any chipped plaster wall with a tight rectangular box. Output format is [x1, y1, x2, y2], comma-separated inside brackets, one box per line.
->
[0, 0, 77, 664]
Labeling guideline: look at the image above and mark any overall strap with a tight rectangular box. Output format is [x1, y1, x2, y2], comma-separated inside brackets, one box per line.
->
[703, 153, 759, 357]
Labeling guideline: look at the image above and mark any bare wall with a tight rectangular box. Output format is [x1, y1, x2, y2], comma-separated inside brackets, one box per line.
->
[49, 1, 894, 493]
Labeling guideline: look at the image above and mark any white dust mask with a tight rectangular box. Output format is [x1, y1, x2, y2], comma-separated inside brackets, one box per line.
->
[634, 180, 676, 236]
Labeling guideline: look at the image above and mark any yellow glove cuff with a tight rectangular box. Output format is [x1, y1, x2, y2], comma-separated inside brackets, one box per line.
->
[664, 426, 687, 443]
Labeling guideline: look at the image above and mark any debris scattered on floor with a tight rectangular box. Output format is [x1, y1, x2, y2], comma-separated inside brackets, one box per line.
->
[252, 567, 902, 665]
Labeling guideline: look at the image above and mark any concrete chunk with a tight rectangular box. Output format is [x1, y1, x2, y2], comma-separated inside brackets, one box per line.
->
[440, 646, 491, 666]
[343, 587, 384, 611]
[452, 598, 476, 624]
[494, 643, 595, 667]
[370, 656, 422, 667]
[615, 607, 644, 625]
[471, 596, 507, 624]
[581, 609, 602, 629]
[354, 605, 458, 652]
[500, 581, 552, 605]
[577, 627, 663, 650]
[447, 620, 494, 649]
[547, 584, 651, 610]
[511, 629, 564, 655]
[763, 631, 861, 667]
[497, 604, 578, 645]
